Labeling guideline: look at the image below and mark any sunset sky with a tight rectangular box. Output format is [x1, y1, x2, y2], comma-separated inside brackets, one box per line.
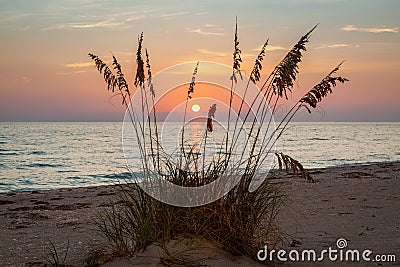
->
[0, 0, 399, 121]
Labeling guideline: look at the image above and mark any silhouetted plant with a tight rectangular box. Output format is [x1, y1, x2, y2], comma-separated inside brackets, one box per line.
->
[89, 21, 348, 261]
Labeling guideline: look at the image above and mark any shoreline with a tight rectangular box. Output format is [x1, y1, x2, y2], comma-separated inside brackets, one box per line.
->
[2, 160, 399, 195]
[0, 161, 399, 266]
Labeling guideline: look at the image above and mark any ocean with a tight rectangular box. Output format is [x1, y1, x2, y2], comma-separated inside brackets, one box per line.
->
[0, 122, 399, 193]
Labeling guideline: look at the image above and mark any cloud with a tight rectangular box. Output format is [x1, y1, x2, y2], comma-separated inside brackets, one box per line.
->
[65, 62, 93, 68]
[44, 19, 123, 30]
[161, 12, 187, 18]
[0, 12, 36, 31]
[316, 43, 352, 49]
[252, 45, 289, 52]
[43, 15, 145, 31]
[197, 49, 228, 57]
[2, 3, 154, 32]
[0, 12, 32, 24]
[71, 20, 124, 29]
[187, 28, 224, 36]
[341, 25, 398, 33]
[56, 70, 92, 76]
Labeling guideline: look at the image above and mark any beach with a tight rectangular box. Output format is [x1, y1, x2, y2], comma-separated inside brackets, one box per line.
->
[0, 162, 399, 266]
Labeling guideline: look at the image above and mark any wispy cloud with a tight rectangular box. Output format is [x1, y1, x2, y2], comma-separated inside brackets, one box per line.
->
[0, 12, 32, 24]
[252, 45, 289, 52]
[161, 12, 187, 18]
[44, 20, 117, 30]
[197, 49, 228, 57]
[56, 69, 93, 76]
[65, 62, 93, 68]
[341, 25, 398, 33]
[187, 27, 224, 36]
[43, 15, 145, 31]
[71, 19, 124, 29]
[0, 11, 37, 31]
[316, 43, 352, 49]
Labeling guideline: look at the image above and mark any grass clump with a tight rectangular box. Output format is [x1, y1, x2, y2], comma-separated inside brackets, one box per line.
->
[43, 240, 70, 267]
[97, 180, 283, 257]
[89, 19, 348, 262]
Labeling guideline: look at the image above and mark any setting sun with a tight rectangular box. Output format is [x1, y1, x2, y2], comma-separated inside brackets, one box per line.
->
[191, 104, 201, 112]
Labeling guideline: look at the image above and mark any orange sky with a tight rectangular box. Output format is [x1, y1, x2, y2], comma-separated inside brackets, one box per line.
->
[155, 83, 248, 110]
[151, 82, 254, 121]
[0, 0, 399, 121]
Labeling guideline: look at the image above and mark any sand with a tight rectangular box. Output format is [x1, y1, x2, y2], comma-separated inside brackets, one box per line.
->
[0, 162, 399, 266]
[277, 161, 399, 266]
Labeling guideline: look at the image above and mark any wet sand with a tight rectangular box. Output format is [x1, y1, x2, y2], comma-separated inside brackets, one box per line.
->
[0, 162, 399, 266]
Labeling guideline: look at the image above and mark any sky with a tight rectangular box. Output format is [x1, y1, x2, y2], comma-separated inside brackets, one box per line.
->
[0, 0, 399, 122]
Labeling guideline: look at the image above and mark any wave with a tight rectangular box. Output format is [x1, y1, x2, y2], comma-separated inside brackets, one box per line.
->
[26, 163, 63, 168]
[307, 137, 330, 141]
[327, 160, 400, 168]
[28, 151, 46, 155]
[89, 172, 133, 180]
[0, 152, 19, 156]
[0, 122, 398, 193]
[57, 170, 80, 173]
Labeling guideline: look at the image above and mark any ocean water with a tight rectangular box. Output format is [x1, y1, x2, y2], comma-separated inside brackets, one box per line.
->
[0, 122, 399, 193]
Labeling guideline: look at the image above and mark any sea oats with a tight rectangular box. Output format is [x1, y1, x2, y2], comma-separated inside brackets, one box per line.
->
[301, 61, 348, 113]
[275, 152, 314, 182]
[187, 61, 199, 99]
[250, 39, 269, 84]
[89, 20, 348, 260]
[231, 17, 242, 83]
[145, 48, 155, 97]
[135, 32, 145, 87]
[272, 25, 318, 99]
[207, 104, 217, 132]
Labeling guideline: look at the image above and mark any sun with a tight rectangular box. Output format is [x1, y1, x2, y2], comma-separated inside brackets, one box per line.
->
[191, 104, 201, 112]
